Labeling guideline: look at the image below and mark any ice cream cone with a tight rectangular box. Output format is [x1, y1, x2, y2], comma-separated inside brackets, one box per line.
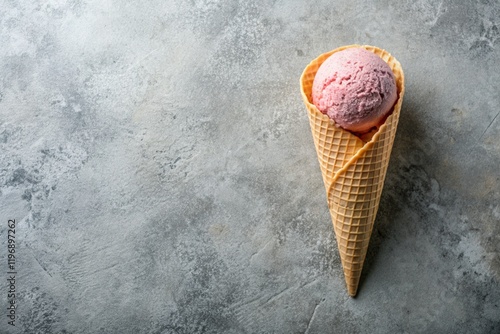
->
[300, 45, 405, 296]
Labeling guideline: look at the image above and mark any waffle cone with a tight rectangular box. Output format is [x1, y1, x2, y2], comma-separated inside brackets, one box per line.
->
[300, 45, 405, 296]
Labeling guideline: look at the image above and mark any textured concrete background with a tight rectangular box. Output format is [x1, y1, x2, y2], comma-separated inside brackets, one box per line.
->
[1, 0, 499, 333]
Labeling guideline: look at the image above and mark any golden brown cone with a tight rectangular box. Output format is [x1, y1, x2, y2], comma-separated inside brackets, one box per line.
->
[300, 45, 405, 296]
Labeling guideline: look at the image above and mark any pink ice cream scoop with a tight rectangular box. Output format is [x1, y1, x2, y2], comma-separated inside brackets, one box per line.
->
[312, 48, 397, 133]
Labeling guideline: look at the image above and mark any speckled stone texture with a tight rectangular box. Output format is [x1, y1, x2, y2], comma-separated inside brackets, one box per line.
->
[0, 1, 499, 333]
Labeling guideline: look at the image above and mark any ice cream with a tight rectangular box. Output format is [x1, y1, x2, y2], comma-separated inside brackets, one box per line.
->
[311, 48, 397, 133]
[300, 45, 405, 296]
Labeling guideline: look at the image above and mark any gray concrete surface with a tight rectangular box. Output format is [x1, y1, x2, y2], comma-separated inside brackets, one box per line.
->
[1, 0, 500, 333]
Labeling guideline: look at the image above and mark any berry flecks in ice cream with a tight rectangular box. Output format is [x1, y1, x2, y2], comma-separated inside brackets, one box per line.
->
[312, 48, 397, 133]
